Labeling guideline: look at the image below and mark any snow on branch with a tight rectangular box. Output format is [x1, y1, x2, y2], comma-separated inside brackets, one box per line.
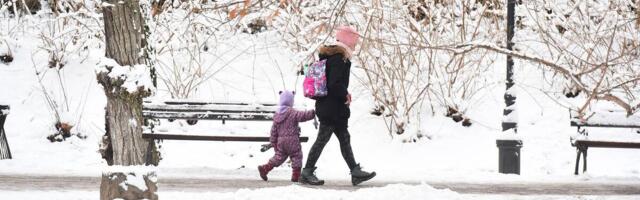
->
[447, 42, 639, 117]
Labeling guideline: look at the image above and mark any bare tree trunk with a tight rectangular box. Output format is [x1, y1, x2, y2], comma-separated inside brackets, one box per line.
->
[637, 0, 640, 27]
[98, 0, 159, 166]
[102, 90, 147, 165]
[98, 0, 158, 198]
[103, 0, 145, 66]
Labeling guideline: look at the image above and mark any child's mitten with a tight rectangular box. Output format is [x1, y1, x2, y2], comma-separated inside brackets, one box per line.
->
[260, 143, 273, 152]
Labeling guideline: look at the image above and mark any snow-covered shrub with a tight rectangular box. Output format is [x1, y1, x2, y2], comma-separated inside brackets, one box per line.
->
[151, 4, 214, 98]
[351, 0, 501, 139]
[4, 0, 41, 15]
[47, 121, 87, 142]
[0, 38, 13, 63]
[32, 59, 91, 142]
[48, 0, 86, 15]
[2, 0, 104, 142]
[36, 9, 103, 69]
[509, 0, 640, 118]
[150, 0, 266, 99]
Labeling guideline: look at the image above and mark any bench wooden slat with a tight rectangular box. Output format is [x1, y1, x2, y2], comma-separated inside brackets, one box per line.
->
[143, 108, 274, 114]
[572, 140, 640, 148]
[142, 133, 309, 142]
[569, 110, 640, 128]
[144, 100, 278, 107]
[142, 111, 273, 121]
[143, 103, 278, 113]
[570, 121, 640, 129]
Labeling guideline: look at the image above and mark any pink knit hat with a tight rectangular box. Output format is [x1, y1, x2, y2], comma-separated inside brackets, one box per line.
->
[335, 26, 359, 51]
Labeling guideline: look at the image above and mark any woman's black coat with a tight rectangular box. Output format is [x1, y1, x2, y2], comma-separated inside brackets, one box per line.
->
[315, 45, 351, 127]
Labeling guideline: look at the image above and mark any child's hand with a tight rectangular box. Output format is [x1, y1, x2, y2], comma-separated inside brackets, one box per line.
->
[260, 143, 273, 152]
[345, 93, 352, 105]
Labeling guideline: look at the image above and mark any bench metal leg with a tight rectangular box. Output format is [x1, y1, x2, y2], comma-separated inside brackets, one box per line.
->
[145, 139, 154, 165]
[574, 144, 588, 175]
[582, 149, 587, 173]
[574, 149, 581, 175]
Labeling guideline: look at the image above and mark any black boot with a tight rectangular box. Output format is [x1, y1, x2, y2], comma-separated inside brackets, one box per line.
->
[300, 167, 325, 185]
[351, 164, 376, 186]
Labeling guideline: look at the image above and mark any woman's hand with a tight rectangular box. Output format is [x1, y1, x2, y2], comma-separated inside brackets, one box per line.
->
[345, 93, 352, 105]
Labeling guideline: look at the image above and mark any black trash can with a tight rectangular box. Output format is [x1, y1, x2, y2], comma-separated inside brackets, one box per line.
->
[0, 105, 11, 160]
[497, 139, 522, 174]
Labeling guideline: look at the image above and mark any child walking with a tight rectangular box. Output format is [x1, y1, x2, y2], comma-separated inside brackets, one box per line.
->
[258, 90, 315, 182]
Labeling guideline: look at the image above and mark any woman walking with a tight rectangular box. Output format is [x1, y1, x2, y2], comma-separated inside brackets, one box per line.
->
[300, 26, 376, 186]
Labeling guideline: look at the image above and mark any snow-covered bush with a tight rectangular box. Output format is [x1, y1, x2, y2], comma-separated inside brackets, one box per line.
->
[510, 0, 640, 118]
[150, 0, 259, 98]
[352, 0, 502, 139]
[4, 0, 41, 15]
[2, 0, 103, 142]
[0, 37, 14, 63]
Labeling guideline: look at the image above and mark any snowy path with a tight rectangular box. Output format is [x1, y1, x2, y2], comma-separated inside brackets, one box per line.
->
[1, 174, 639, 195]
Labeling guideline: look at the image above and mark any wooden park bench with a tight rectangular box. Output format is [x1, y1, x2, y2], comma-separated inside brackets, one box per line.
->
[141, 100, 309, 164]
[570, 110, 640, 175]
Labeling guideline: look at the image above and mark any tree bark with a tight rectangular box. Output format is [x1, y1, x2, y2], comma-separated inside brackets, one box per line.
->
[103, 0, 145, 66]
[100, 171, 158, 200]
[98, 0, 158, 166]
[104, 91, 147, 165]
[99, 0, 160, 198]
[637, 1, 640, 27]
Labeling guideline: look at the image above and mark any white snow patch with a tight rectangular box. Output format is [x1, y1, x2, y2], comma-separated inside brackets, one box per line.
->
[497, 129, 522, 140]
[103, 165, 156, 191]
[503, 109, 519, 123]
[100, 2, 115, 8]
[96, 58, 154, 94]
[128, 118, 137, 127]
[118, 181, 128, 191]
[571, 110, 640, 127]
[125, 173, 148, 191]
[102, 165, 158, 174]
[58, 111, 75, 125]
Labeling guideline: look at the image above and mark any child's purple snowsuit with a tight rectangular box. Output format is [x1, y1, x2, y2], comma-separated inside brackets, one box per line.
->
[268, 94, 315, 169]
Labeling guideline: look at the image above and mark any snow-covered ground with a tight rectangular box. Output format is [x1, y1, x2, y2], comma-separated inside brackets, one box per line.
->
[1, 3, 640, 199]
[1, 184, 638, 200]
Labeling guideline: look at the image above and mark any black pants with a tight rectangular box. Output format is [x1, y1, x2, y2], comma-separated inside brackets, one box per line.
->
[304, 123, 357, 170]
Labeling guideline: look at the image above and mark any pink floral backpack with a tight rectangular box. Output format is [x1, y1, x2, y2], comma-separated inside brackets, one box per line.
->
[303, 59, 328, 99]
